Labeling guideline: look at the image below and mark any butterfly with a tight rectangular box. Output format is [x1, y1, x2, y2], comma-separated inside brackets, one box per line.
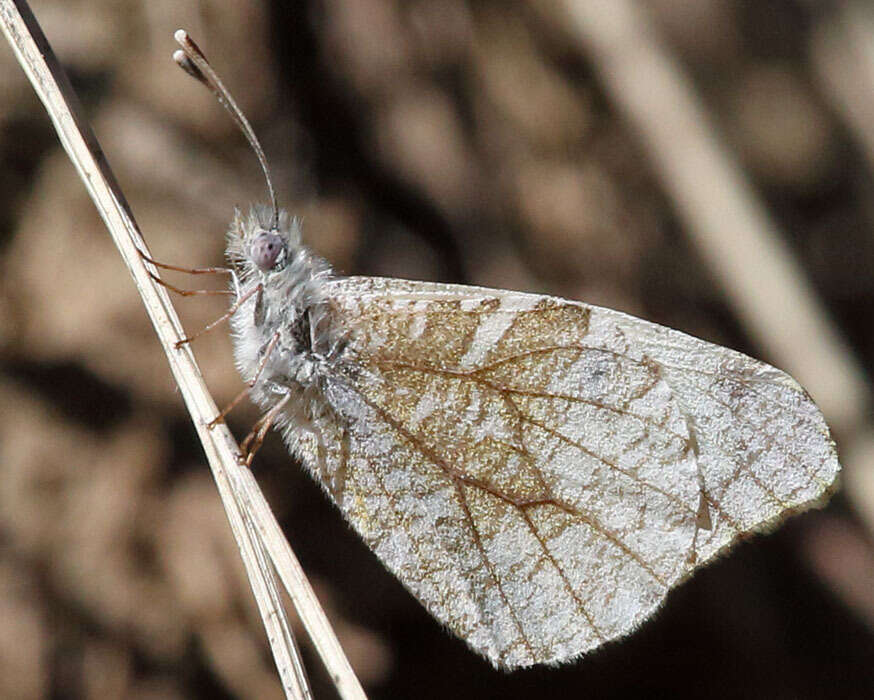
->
[170, 31, 840, 670]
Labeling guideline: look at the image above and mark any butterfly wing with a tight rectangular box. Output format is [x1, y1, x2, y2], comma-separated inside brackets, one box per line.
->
[287, 276, 839, 669]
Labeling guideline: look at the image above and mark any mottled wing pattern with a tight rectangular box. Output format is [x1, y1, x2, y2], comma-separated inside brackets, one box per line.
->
[292, 277, 838, 669]
[613, 312, 839, 565]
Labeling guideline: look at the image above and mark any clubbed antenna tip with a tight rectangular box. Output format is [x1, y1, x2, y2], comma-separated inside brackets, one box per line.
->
[173, 29, 279, 230]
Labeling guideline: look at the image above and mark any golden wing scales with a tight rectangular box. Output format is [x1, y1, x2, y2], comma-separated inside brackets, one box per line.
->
[280, 276, 839, 669]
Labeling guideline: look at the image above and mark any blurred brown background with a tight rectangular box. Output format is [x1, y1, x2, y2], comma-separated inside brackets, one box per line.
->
[2, 0, 874, 698]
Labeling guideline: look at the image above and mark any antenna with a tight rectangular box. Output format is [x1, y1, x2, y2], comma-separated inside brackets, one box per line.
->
[173, 29, 279, 230]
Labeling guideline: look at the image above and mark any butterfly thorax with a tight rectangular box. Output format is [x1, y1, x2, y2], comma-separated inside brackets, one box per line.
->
[226, 206, 345, 408]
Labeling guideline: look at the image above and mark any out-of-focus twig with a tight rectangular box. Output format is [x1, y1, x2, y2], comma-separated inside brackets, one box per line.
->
[812, 1, 874, 176]
[556, 0, 874, 532]
[808, 0, 874, 562]
[559, 0, 869, 433]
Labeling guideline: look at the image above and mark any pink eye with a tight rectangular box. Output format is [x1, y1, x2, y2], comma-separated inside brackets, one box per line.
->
[250, 231, 284, 271]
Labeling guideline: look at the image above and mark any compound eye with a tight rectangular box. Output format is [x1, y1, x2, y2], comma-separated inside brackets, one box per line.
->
[250, 231, 284, 271]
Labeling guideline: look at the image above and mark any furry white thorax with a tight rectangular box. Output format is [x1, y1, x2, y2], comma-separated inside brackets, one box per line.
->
[226, 205, 345, 432]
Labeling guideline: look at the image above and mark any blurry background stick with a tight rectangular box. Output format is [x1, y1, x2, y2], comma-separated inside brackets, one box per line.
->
[809, 0, 874, 544]
[558, 0, 874, 526]
[560, 0, 867, 431]
[812, 1, 874, 176]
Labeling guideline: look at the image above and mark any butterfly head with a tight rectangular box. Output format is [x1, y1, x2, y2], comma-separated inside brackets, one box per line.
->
[229, 204, 303, 276]
[250, 230, 285, 271]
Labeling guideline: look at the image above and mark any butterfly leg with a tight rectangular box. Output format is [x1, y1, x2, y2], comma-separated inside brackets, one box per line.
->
[240, 392, 292, 466]
[140, 252, 235, 279]
[139, 251, 252, 346]
[208, 330, 281, 428]
[175, 283, 262, 348]
[141, 252, 235, 297]
[148, 273, 235, 299]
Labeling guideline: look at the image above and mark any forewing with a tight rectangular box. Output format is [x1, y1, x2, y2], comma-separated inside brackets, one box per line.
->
[302, 277, 839, 669]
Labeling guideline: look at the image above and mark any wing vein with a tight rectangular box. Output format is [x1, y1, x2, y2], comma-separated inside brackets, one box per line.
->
[376, 359, 696, 516]
[355, 392, 537, 663]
